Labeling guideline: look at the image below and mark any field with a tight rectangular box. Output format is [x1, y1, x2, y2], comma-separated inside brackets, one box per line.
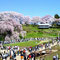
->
[23, 25, 60, 38]
[4, 40, 51, 47]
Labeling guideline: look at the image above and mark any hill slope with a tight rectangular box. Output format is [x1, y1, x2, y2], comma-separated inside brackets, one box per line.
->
[23, 25, 60, 38]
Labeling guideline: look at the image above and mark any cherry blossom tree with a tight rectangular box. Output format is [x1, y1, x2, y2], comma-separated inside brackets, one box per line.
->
[31, 16, 42, 24]
[0, 19, 23, 41]
[24, 16, 31, 25]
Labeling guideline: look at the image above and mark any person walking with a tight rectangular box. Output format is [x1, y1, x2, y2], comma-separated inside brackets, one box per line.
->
[2, 53, 6, 60]
[33, 53, 35, 60]
[53, 55, 56, 60]
[10, 55, 12, 60]
[30, 53, 35, 60]
[21, 53, 24, 60]
[27, 54, 32, 60]
[56, 54, 58, 60]
[24, 54, 26, 60]
[13, 52, 16, 60]
[17, 50, 19, 55]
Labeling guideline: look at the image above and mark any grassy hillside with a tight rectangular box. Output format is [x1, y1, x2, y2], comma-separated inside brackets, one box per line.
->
[23, 25, 60, 38]
[4, 40, 51, 47]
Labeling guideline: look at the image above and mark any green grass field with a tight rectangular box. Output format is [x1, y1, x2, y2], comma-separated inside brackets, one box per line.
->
[4, 40, 51, 47]
[23, 25, 60, 38]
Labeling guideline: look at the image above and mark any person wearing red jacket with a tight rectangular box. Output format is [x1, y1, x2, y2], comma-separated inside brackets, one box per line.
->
[28, 54, 31, 60]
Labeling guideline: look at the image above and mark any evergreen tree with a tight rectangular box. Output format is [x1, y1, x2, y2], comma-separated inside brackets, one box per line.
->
[54, 14, 60, 19]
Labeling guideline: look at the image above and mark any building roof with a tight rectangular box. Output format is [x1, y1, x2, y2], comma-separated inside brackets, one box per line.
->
[38, 24, 50, 25]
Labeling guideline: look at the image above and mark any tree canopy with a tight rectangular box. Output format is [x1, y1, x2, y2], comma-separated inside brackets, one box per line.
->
[54, 14, 60, 19]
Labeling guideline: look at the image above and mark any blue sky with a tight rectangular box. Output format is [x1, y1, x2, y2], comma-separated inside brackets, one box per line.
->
[0, 0, 60, 17]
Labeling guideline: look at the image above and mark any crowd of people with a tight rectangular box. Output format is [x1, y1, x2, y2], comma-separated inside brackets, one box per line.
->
[0, 40, 60, 60]
[0, 43, 49, 60]
[1, 45, 44, 60]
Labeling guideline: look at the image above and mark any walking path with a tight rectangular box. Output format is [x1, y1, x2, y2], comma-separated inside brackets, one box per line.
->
[39, 42, 57, 51]
[6, 42, 57, 60]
